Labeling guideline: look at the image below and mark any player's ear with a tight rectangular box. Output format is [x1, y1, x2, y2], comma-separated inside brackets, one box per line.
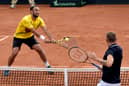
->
[30, 10, 34, 15]
[106, 38, 109, 42]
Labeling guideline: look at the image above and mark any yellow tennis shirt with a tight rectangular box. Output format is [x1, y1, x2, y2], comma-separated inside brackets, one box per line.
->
[14, 15, 45, 39]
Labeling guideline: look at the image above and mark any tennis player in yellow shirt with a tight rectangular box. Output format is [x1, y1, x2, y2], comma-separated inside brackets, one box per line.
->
[4, 6, 54, 76]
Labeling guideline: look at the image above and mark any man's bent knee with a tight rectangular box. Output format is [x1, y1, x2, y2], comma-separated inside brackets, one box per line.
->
[12, 47, 20, 56]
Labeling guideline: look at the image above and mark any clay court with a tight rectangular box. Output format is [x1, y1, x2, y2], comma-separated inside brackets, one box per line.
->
[0, 4, 129, 86]
[0, 4, 129, 68]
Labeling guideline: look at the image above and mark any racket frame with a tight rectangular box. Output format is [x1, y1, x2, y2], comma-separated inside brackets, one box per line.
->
[68, 46, 89, 63]
[68, 46, 102, 70]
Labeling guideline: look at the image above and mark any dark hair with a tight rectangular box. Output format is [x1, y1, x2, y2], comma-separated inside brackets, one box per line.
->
[106, 32, 116, 42]
[30, 6, 36, 11]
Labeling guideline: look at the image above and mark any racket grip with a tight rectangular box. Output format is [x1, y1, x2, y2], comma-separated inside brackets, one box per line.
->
[91, 63, 102, 71]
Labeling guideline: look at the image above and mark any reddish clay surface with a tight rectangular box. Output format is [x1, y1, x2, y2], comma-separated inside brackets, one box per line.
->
[0, 4, 129, 68]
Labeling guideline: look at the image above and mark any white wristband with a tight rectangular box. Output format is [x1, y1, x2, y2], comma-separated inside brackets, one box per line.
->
[40, 35, 45, 40]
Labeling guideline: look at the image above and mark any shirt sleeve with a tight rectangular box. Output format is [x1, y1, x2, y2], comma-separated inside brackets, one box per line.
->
[39, 18, 46, 27]
[107, 49, 113, 56]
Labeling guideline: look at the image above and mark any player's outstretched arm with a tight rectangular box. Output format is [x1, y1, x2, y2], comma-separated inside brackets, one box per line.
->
[87, 52, 114, 67]
[41, 26, 55, 41]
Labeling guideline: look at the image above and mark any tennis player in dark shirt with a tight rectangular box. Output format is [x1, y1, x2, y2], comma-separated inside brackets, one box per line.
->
[88, 32, 123, 86]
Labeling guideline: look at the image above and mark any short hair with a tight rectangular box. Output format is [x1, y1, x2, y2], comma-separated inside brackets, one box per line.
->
[106, 32, 117, 42]
[30, 6, 36, 11]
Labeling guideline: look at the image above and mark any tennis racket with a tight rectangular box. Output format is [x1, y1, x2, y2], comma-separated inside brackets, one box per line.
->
[48, 37, 78, 49]
[49, 37, 102, 70]
[68, 47, 102, 70]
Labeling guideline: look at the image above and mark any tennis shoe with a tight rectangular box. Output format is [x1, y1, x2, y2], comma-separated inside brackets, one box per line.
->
[46, 65, 54, 75]
[47, 65, 51, 68]
[3, 70, 10, 76]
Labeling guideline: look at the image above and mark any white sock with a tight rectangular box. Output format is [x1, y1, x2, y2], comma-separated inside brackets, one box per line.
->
[45, 61, 50, 67]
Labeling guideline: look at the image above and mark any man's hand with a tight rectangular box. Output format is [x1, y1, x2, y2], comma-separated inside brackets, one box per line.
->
[87, 52, 97, 60]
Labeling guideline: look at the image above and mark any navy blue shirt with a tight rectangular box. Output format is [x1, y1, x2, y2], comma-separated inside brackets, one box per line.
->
[102, 43, 123, 83]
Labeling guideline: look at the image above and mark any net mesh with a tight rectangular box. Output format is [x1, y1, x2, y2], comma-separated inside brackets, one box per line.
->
[0, 66, 129, 86]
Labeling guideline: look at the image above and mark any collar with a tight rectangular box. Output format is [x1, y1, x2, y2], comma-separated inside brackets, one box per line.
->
[109, 43, 117, 48]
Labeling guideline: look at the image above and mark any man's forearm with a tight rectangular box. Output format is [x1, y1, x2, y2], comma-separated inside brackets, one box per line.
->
[31, 29, 40, 37]
[42, 27, 53, 40]
[92, 57, 107, 66]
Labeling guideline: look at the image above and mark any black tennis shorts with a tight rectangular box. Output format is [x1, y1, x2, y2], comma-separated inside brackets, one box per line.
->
[13, 36, 39, 49]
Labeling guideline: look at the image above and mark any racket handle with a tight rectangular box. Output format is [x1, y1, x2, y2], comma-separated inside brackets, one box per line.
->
[91, 63, 102, 71]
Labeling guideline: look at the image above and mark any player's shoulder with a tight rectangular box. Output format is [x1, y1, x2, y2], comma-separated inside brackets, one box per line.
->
[37, 16, 45, 23]
[37, 16, 43, 20]
[22, 15, 31, 20]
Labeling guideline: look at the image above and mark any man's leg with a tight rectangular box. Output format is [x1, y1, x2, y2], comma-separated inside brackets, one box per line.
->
[32, 44, 51, 68]
[10, 0, 18, 8]
[4, 47, 20, 76]
[25, 36, 52, 68]
[8, 47, 20, 66]
[28, 0, 35, 7]
[32, 44, 54, 74]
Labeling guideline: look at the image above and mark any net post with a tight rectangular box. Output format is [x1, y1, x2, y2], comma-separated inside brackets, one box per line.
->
[64, 68, 68, 86]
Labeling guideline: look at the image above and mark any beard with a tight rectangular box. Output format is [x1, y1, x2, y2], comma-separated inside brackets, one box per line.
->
[33, 14, 39, 18]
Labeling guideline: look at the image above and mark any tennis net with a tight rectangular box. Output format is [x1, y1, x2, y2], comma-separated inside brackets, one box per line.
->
[0, 66, 129, 86]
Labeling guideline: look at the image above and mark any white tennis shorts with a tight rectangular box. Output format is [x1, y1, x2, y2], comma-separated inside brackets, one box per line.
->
[97, 80, 120, 86]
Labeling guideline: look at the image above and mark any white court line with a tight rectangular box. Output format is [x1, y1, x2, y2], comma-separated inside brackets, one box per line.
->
[52, 66, 69, 68]
[0, 36, 9, 42]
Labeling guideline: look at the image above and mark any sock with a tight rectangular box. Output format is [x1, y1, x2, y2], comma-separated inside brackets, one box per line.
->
[45, 61, 50, 67]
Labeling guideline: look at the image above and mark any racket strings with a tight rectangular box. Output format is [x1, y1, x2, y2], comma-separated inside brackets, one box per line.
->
[63, 37, 78, 48]
[69, 47, 88, 62]
[72, 50, 84, 58]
